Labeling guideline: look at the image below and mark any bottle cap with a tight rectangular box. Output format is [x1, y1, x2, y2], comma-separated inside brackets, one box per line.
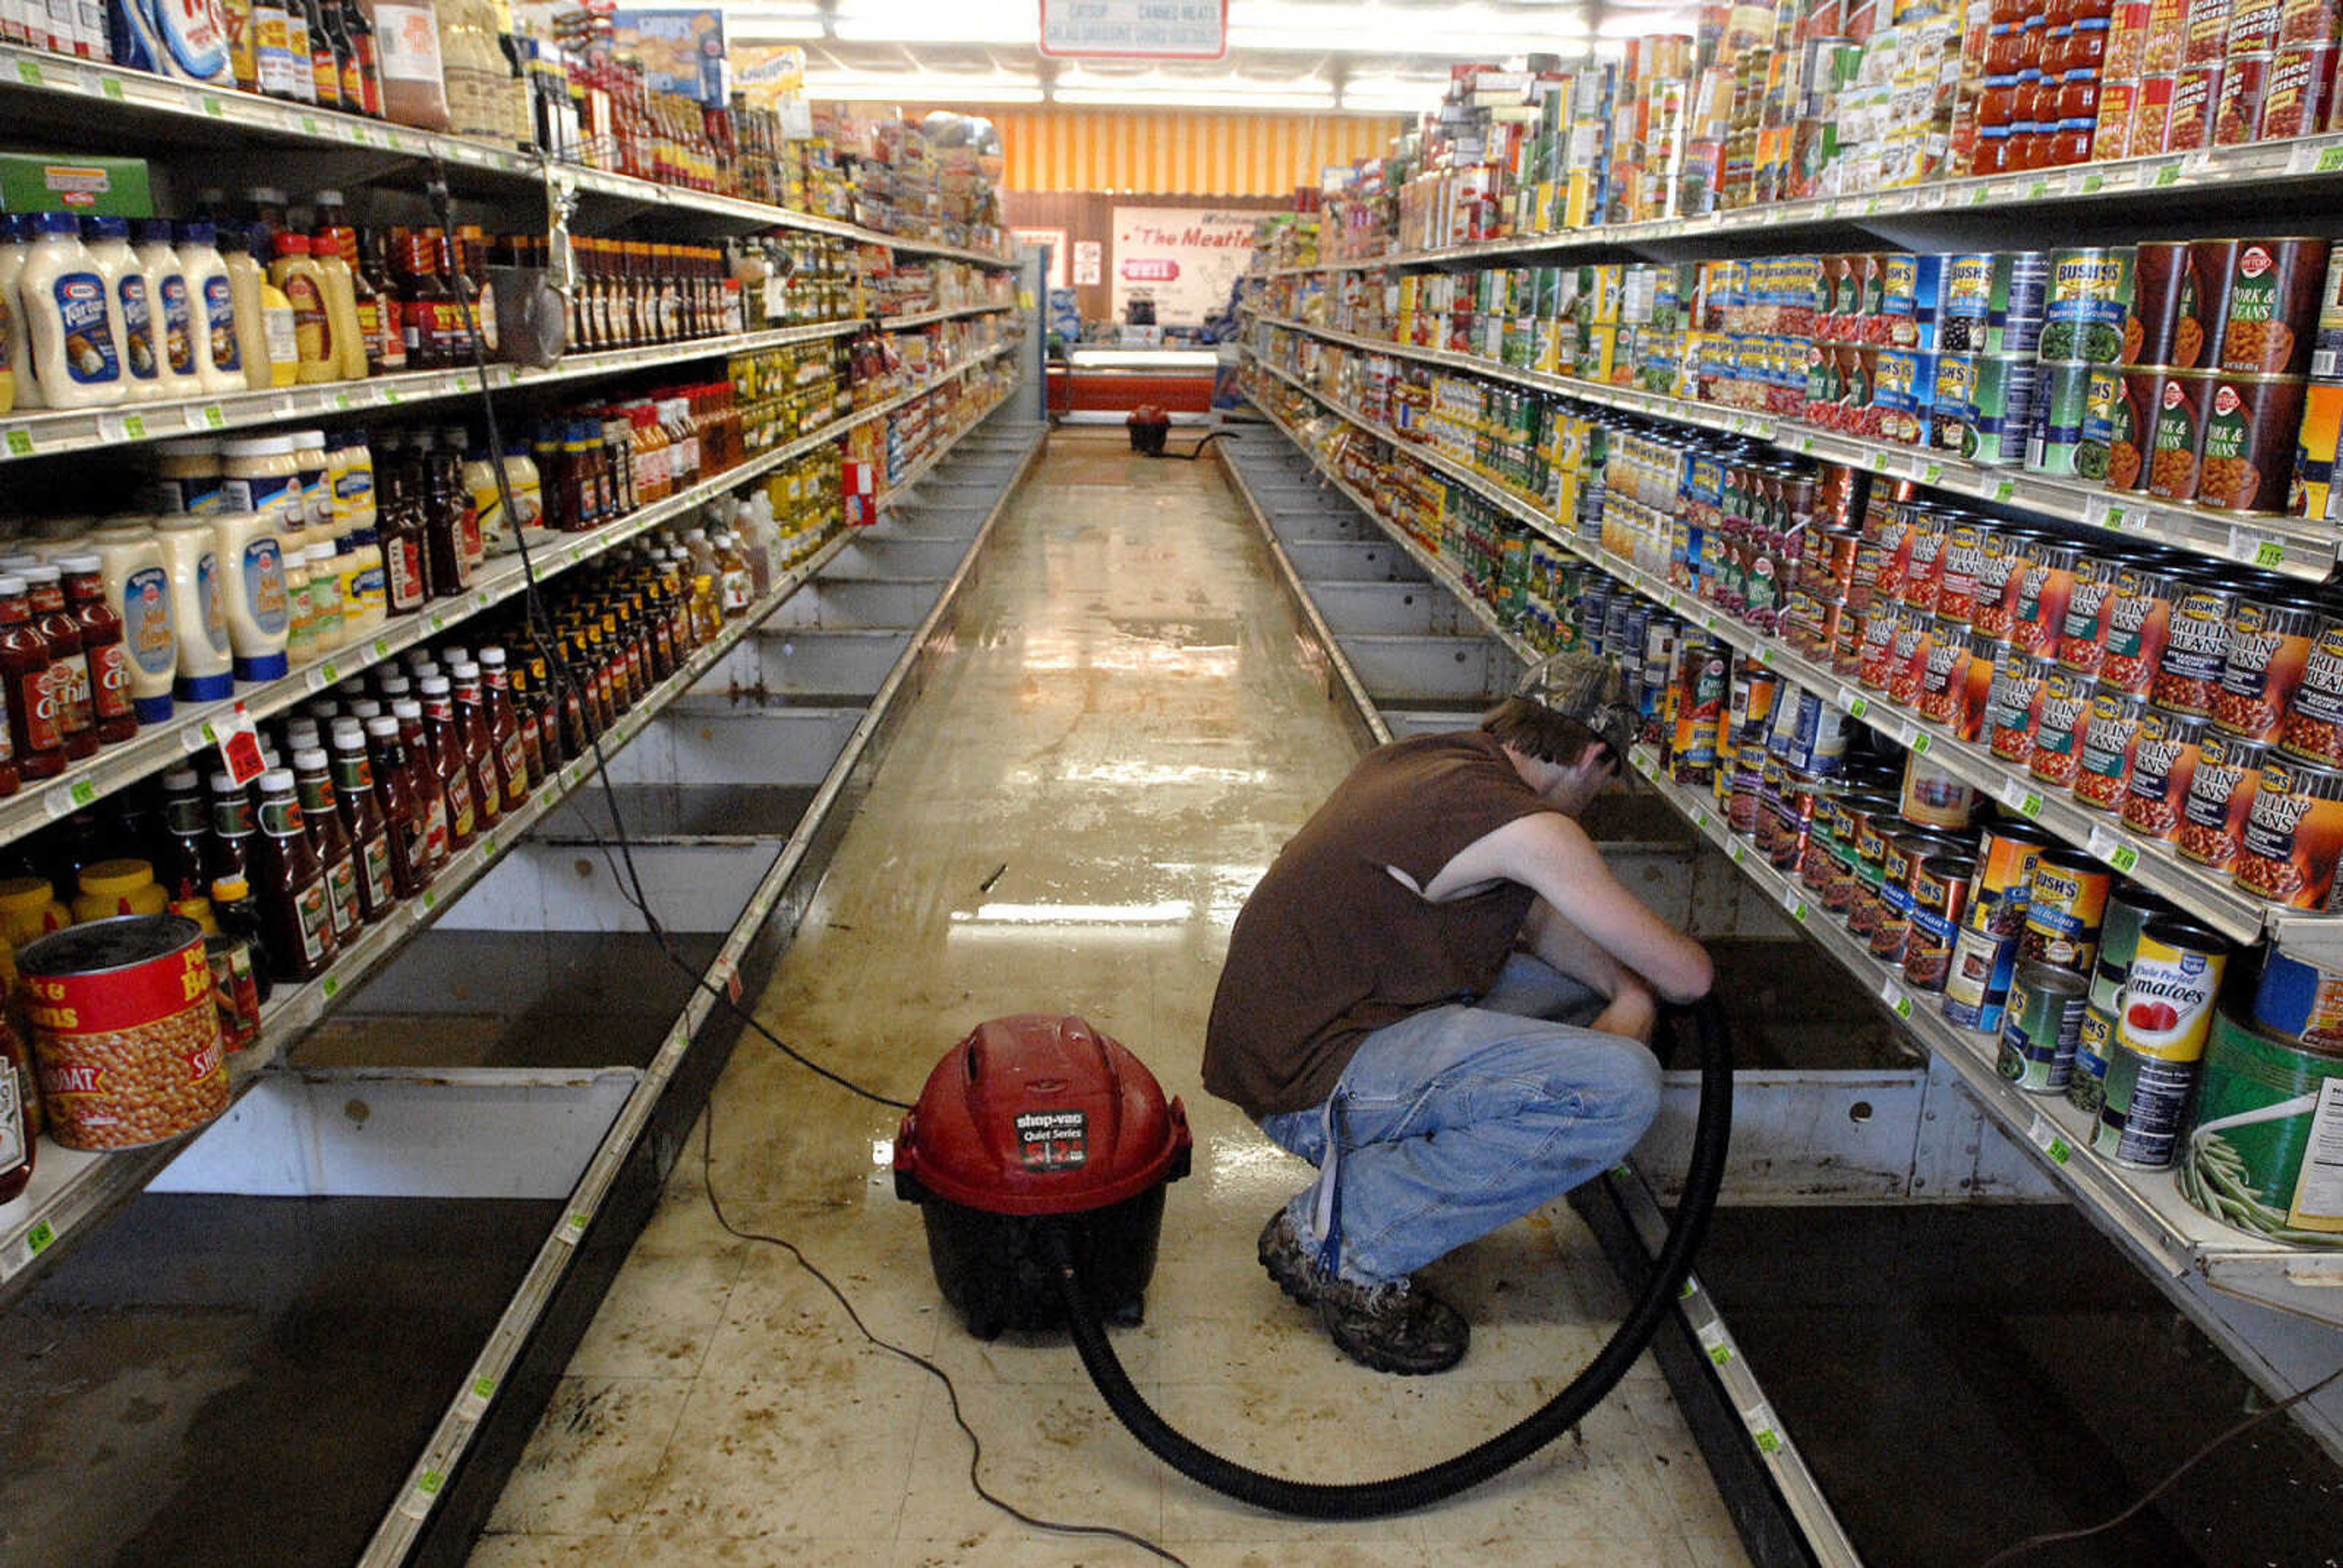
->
[364, 715, 400, 739]
[292, 748, 329, 771]
[79, 859, 157, 897]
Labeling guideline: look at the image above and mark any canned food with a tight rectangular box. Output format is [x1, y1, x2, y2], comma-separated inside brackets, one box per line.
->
[2235, 756, 2343, 907]
[2165, 61, 2226, 148]
[2214, 51, 2275, 143]
[2179, 1010, 2343, 1241]
[2154, 582, 2239, 716]
[2196, 372, 2309, 512]
[1904, 852, 1977, 991]
[2095, 1043, 2201, 1167]
[2107, 0, 2156, 74]
[2146, 369, 2213, 500]
[2249, 944, 2343, 1049]
[1874, 829, 1956, 963]
[204, 933, 261, 1054]
[2075, 686, 2153, 810]
[2183, 0, 2237, 62]
[2231, 0, 2283, 50]
[2126, 706, 2215, 840]
[2030, 359, 2119, 476]
[1940, 522, 1987, 624]
[1771, 768, 1827, 872]
[1966, 353, 2040, 465]
[1901, 519, 1949, 613]
[2042, 248, 2134, 362]
[2117, 914, 2231, 1062]
[2021, 849, 2115, 971]
[2030, 668, 2100, 786]
[2255, 40, 2341, 139]
[2092, 885, 2180, 1013]
[1988, 650, 2061, 763]
[1886, 606, 1935, 707]
[1971, 528, 2030, 636]
[2287, 379, 2343, 520]
[2180, 731, 2272, 867]
[2214, 596, 2319, 739]
[2279, 0, 2343, 42]
[2279, 615, 2343, 763]
[2100, 565, 2179, 694]
[2218, 239, 2331, 376]
[1999, 962, 2094, 1090]
[1964, 631, 2007, 740]
[1857, 603, 1904, 691]
[2123, 242, 2194, 367]
[1849, 807, 1912, 940]
[2106, 364, 2170, 491]
[2069, 1002, 2120, 1114]
[2095, 77, 2145, 159]
[1943, 252, 2049, 355]
[1917, 617, 1976, 728]
[2011, 544, 2081, 661]
[1970, 819, 2056, 936]
[2057, 555, 2122, 675]
[14, 915, 228, 1151]
[1944, 925, 2024, 1032]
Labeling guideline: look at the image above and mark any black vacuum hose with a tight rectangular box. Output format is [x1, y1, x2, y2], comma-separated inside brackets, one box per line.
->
[1046, 993, 1735, 1518]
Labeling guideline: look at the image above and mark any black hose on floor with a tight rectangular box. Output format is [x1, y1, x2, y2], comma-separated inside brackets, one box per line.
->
[1045, 994, 1735, 1518]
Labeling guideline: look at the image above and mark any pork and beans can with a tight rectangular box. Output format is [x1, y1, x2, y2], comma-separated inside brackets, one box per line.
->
[2153, 583, 2239, 716]
[2179, 1009, 2343, 1242]
[2179, 731, 2271, 868]
[2021, 850, 2115, 972]
[1998, 962, 2094, 1091]
[2216, 238, 2331, 376]
[2123, 706, 2212, 841]
[1903, 852, 1976, 991]
[2213, 597, 2319, 741]
[2041, 248, 2135, 363]
[2123, 241, 2194, 367]
[2106, 365, 2168, 491]
[2234, 756, 2343, 907]
[14, 915, 228, 1151]
[2248, 943, 2343, 1049]
[2146, 369, 2213, 500]
[2100, 565, 2178, 696]
[2075, 686, 2152, 811]
[2068, 1002, 2120, 1115]
[2195, 372, 2309, 512]
[2278, 616, 2343, 764]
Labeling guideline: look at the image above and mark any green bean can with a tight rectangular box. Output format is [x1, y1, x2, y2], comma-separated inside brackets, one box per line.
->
[2093, 1043, 2202, 1168]
[2068, 1004, 2118, 1115]
[2089, 887, 2178, 1014]
[2041, 247, 2136, 363]
[1998, 962, 2093, 1091]
[2178, 1010, 2343, 1243]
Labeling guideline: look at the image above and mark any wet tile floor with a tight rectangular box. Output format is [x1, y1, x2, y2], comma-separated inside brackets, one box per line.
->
[466, 429, 1755, 1567]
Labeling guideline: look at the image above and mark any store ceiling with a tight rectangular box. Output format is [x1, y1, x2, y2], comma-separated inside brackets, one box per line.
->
[719, 0, 1703, 110]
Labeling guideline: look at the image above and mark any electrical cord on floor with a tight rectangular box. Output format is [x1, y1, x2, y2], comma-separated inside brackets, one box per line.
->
[1973, 1358, 2343, 1568]
[697, 1091, 1192, 1566]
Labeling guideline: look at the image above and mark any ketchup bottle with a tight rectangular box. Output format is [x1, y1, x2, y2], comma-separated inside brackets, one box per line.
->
[59, 555, 138, 746]
[22, 567, 97, 763]
[207, 771, 256, 890]
[450, 660, 524, 813]
[392, 697, 457, 865]
[362, 714, 432, 897]
[481, 647, 541, 792]
[440, 665, 503, 829]
[251, 769, 336, 982]
[416, 677, 484, 846]
[329, 720, 397, 921]
[291, 748, 361, 946]
[0, 577, 44, 788]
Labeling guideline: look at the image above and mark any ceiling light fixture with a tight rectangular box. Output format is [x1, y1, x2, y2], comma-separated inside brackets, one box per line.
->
[1051, 86, 1339, 109]
[827, 0, 1037, 45]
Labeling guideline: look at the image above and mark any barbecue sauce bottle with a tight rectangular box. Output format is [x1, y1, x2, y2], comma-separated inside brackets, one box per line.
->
[251, 767, 336, 981]
[292, 747, 361, 945]
[362, 714, 431, 897]
[328, 720, 396, 921]
[156, 767, 209, 901]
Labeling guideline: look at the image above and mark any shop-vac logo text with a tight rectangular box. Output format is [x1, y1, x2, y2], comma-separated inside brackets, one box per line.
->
[1016, 1110, 1089, 1171]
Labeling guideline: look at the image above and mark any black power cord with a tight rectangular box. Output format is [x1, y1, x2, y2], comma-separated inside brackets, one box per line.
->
[424, 165, 1181, 1561]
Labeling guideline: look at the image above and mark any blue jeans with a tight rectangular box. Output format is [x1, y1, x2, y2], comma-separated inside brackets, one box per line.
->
[1256, 952, 1663, 1287]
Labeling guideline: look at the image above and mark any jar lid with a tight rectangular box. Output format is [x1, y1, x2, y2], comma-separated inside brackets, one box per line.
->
[0, 877, 57, 910]
[79, 858, 157, 897]
[221, 436, 299, 457]
[286, 429, 328, 448]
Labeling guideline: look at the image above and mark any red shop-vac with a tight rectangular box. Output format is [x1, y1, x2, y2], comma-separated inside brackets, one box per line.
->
[893, 1005, 1737, 1519]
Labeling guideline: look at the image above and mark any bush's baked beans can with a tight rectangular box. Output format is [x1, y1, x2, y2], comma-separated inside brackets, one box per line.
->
[1875, 829, 1960, 963]
[2124, 242, 2194, 366]
[2147, 369, 2214, 500]
[2075, 685, 2153, 811]
[2179, 1009, 2343, 1239]
[1968, 819, 2056, 937]
[1943, 251, 2049, 354]
[2248, 944, 2343, 1049]
[2279, 615, 2343, 763]
[2195, 372, 2310, 512]
[1901, 517, 1950, 613]
[1857, 602, 1903, 691]
[2091, 885, 2179, 1013]
[2286, 379, 2343, 520]
[2029, 360, 2114, 477]
[2029, 668, 2098, 787]
[2153, 582, 2239, 715]
[2234, 756, 2343, 907]
[2123, 705, 2212, 840]
[2217, 238, 2331, 376]
[1944, 924, 2024, 1032]
[1988, 650, 2060, 763]
[15, 915, 228, 1152]
[2214, 596, 2319, 740]
[2042, 248, 2135, 362]
[1999, 962, 2094, 1090]
[2180, 732, 2271, 866]
[1904, 852, 1976, 991]
[1970, 527, 2029, 636]
[1939, 521, 1988, 622]
[2068, 1002, 2119, 1114]
[1917, 616, 1976, 728]
[1887, 606, 1935, 706]
[1798, 777, 1845, 889]
[2020, 849, 2115, 971]
[2057, 555, 2122, 674]
[1849, 807, 1913, 940]
[2010, 541, 2081, 655]
[2098, 565, 2178, 696]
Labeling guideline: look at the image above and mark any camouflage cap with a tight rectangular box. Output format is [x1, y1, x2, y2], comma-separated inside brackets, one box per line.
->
[1514, 649, 1638, 761]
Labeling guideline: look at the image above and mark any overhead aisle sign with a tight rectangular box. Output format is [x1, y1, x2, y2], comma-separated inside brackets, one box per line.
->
[1039, 0, 1228, 57]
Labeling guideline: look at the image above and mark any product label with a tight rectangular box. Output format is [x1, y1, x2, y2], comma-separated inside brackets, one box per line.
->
[370, 1, 444, 84]
[323, 850, 360, 937]
[1015, 1109, 1088, 1171]
[90, 642, 132, 720]
[114, 566, 174, 680]
[203, 275, 239, 373]
[193, 549, 231, 655]
[52, 271, 119, 384]
[117, 273, 157, 380]
[242, 539, 289, 636]
[155, 274, 195, 375]
[223, 472, 301, 521]
[56, 651, 92, 733]
[253, 3, 301, 96]
[17, 667, 59, 755]
[293, 878, 331, 963]
[384, 536, 423, 611]
[359, 832, 394, 910]
[0, 1070, 23, 1173]
[282, 273, 326, 367]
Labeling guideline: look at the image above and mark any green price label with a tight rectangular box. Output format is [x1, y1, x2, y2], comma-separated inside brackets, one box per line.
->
[24, 1219, 56, 1256]
[101, 76, 123, 101]
[69, 779, 93, 807]
[319, 662, 337, 684]
[2081, 172, 2105, 193]
[1870, 451, 1892, 473]
[2254, 539, 2286, 569]
[1727, 841, 1746, 861]
[202, 405, 225, 430]
[301, 115, 320, 134]
[122, 414, 146, 440]
[2046, 1135, 2072, 1165]
[2021, 792, 2043, 817]
[1968, 184, 1993, 206]
[1680, 1279, 1696, 1300]
[422, 889, 437, 910]
[1923, 463, 1943, 484]
[428, 614, 445, 631]
[472, 1375, 497, 1401]
[322, 975, 339, 999]
[1912, 732, 1932, 755]
[481, 835, 497, 858]
[372, 638, 390, 658]
[1754, 1429, 1783, 1456]
[1789, 900, 1809, 922]
[1847, 697, 1868, 719]
[2111, 844, 2139, 873]
[566, 1212, 589, 1235]
[15, 59, 42, 85]
[1693, 808, 1710, 827]
[2153, 162, 2181, 187]
[201, 93, 225, 117]
[5, 430, 35, 458]
[1708, 1344, 1733, 1367]
[1893, 995, 1915, 1020]
[200, 722, 217, 743]
[2319, 146, 2343, 174]
[416, 1470, 444, 1498]
[1993, 479, 2018, 503]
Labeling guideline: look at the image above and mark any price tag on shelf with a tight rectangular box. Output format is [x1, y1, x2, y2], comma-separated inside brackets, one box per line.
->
[2026, 1112, 2075, 1167]
[41, 775, 95, 818]
[1695, 1322, 1732, 1364]
[1883, 714, 1917, 746]
[99, 411, 153, 442]
[1910, 728, 1932, 755]
[200, 93, 225, 117]
[2182, 150, 2214, 178]
[2251, 537, 2286, 569]
[2288, 140, 2343, 176]
[321, 974, 340, 1001]
[1992, 478, 2018, 503]
[200, 404, 225, 430]
[3, 428, 34, 459]
[554, 1212, 589, 1246]
[1691, 805, 1711, 830]
[1743, 1406, 1785, 1456]
[1878, 976, 1917, 1021]
[1796, 434, 1818, 455]
[13, 58, 43, 85]
[1966, 183, 1993, 206]
[24, 1217, 56, 1258]
[214, 703, 264, 787]
[2026, 178, 2053, 200]
[1779, 884, 1810, 922]
[1835, 685, 1870, 720]
[1868, 450, 1894, 474]
[2085, 825, 2141, 874]
[2082, 493, 2112, 527]
[371, 637, 392, 660]
[1726, 838, 1747, 863]
[456, 1375, 497, 1422]
[2079, 171, 2107, 194]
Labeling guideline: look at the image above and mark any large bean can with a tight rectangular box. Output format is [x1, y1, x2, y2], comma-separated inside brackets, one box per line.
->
[2178, 1010, 2343, 1241]
[2250, 944, 2343, 1049]
[15, 915, 227, 1151]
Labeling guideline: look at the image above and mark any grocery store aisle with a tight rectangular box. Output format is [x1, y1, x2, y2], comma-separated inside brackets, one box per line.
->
[467, 428, 1752, 1567]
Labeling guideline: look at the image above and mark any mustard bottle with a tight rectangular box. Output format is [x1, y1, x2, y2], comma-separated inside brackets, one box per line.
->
[267, 233, 336, 385]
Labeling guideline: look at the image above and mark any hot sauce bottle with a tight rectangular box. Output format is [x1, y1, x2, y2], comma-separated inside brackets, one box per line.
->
[251, 768, 336, 982]
[0, 577, 59, 785]
[362, 714, 432, 897]
[291, 747, 361, 946]
[329, 719, 397, 920]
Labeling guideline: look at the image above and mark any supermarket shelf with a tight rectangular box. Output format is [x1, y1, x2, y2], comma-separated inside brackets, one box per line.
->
[877, 302, 1016, 331]
[1239, 401, 2343, 1329]
[877, 389, 1020, 503]
[0, 342, 1010, 856]
[0, 320, 866, 467]
[0, 44, 1017, 270]
[358, 411, 1045, 1566]
[1244, 347, 2343, 952]
[1252, 312, 2342, 584]
[1264, 139, 2343, 277]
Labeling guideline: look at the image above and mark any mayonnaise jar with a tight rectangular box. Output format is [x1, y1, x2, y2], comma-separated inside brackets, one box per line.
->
[220, 434, 304, 530]
[146, 439, 228, 516]
[211, 509, 290, 681]
[154, 513, 233, 701]
[19, 212, 126, 408]
[90, 522, 177, 721]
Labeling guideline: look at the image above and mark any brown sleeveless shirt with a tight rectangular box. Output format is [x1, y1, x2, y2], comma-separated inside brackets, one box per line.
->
[1202, 730, 1557, 1119]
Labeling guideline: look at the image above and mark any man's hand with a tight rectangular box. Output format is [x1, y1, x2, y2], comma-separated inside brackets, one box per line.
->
[1591, 972, 1657, 1042]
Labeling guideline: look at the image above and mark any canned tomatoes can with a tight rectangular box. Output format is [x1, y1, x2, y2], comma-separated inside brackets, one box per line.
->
[2146, 369, 2213, 500]
[2069, 1003, 2120, 1114]
[1988, 650, 2061, 763]
[2250, 944, 2343, 1049]
[2235, 757, 2343, 907]
[2105, 364, 2168, 491]
[2214, 597, 2319, 739]
[2091, 885, 2179, 1013]
[2195, 372, 2310, 512]
[2116, 914, 2231, 1061]
[1999, 962, 2094, 1090]
[2153, 582, 2239, 716]
[2100, 565, 2178, 695]
[2287, 379, 2343, 520]
[2057, 555, 2122, 674]
[1944, 925, 2024, 1032]
[2030, 668, 2098, 787]
[2124, 705, 2212, 840]
[13, 915, 228, 1152]
[2095, 1043, 2201, 1167]
[2180, 732, 2271, 866]
[2180, 1009, 2343, 1240]
[1969, 819, 2056, 936]
[2219, 238, 2331, 376]
[2041, 248, 2134, 362]
[2279, 615, 2343, 763]
[1904, 852, 1977, 991]
[2021, 849, 2115, 971]
[2075, 685, 2153, 811]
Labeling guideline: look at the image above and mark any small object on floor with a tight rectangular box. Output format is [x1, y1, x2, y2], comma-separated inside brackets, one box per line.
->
[1128, 404, 1170, 456]
[1316, 1272, 1471, 1376]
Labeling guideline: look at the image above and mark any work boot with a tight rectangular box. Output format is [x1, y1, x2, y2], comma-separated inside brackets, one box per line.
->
[1258, 1207, 1322, 1306]
[1315, 1274, 1470, 1376]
